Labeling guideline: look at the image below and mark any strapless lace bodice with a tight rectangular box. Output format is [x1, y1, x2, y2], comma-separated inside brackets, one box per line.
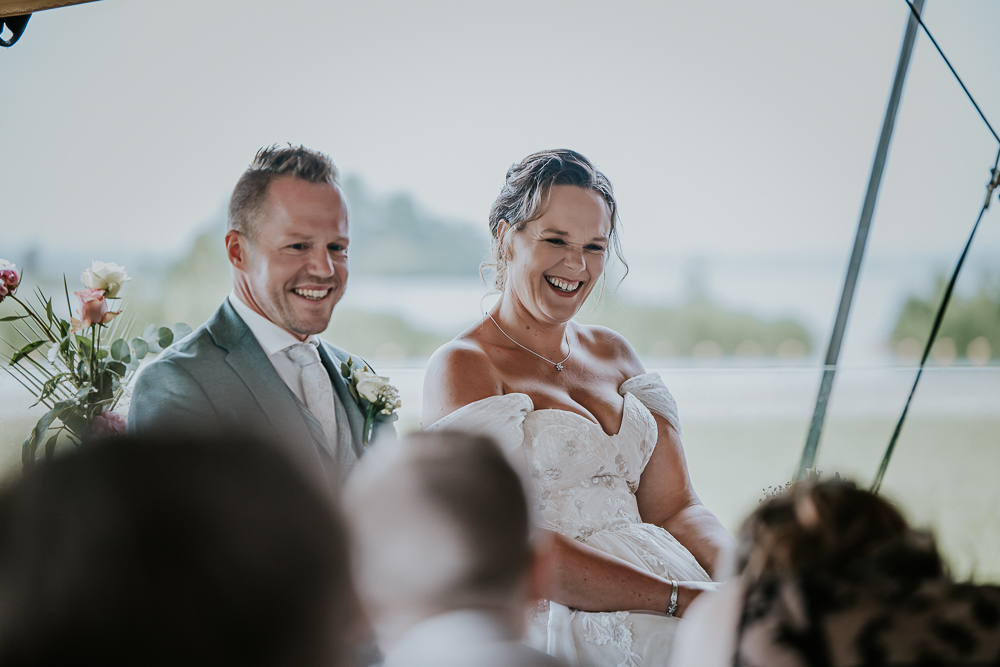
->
[426, 373, 708, 667]
[525, 391, 655, 540]
[427, 374, 682, 537]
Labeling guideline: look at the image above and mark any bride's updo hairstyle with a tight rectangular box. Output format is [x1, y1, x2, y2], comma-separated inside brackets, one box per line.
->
[485, 148, 627, 291]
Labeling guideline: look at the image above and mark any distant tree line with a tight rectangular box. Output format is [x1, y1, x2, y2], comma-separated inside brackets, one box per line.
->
[890, 276, 999, 363]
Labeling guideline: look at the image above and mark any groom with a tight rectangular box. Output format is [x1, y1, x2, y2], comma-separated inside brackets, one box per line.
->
[128, 145, 391, 486]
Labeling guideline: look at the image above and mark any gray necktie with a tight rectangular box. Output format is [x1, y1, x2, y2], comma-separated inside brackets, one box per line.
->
[285, 342, 340, 460]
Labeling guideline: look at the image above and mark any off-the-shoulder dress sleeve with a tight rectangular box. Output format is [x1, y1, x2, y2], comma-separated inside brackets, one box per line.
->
[619, 372, 682, 438]
[424, 393, 534, 459]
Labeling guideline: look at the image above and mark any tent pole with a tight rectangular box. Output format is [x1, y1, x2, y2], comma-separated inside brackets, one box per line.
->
[795, 0, 926, 480]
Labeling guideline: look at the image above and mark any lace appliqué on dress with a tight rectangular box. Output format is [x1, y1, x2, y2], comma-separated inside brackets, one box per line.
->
[579, 611, 642, 667]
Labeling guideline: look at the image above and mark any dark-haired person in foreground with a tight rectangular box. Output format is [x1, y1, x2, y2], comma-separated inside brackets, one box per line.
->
[670, 479, 1000, 666]
[0, 435, 356, 667]
[343, 431, 564, 667]
[128, 145, 394, 487]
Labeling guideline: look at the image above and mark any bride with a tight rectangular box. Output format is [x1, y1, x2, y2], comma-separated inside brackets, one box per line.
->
[422, 149, 733, 666]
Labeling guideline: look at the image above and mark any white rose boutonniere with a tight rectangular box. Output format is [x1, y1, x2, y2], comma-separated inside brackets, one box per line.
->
[340, 357, 401, 445]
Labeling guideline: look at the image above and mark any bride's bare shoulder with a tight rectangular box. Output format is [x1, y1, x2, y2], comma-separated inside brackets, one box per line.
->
[422, 332, 503, 426]
[574, 322, 645, 377]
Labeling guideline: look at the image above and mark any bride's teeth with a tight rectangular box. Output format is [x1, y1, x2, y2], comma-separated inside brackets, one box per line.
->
[294, 288, 328, 300]
[546, 277, 581, 293]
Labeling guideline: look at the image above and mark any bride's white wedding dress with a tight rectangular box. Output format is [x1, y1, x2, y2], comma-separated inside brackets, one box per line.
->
[426, 373, 712, 667]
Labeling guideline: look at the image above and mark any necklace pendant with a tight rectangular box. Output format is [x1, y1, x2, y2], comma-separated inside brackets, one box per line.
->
[555, 363, 563, 371]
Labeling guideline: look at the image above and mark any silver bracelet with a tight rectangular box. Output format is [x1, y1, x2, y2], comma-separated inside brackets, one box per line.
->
[666, 579, 679, 617]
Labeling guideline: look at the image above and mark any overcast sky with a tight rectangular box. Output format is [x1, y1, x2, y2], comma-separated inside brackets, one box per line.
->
[2, 0, 999, 265]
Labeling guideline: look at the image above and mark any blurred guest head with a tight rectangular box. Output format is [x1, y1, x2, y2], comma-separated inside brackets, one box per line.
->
[0, 435, 353, 667]
[669, 481, 984, 667]
[736, 478, 943, 588]
[343, 431, 546, 652]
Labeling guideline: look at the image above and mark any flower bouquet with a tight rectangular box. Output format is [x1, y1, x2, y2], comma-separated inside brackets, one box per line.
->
[0, 259, 187, 468]
[340, 357, 401, 445]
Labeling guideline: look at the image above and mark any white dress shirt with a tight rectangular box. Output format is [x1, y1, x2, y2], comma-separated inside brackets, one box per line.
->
[228, 291, 318, 405]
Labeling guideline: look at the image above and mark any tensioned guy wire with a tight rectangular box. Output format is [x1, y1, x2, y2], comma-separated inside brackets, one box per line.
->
[872, 148, 1000, 494]
[903, 0, 999, 144]
[868, 3, 1000, 492]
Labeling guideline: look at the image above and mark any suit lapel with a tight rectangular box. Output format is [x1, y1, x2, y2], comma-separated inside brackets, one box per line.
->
[206, 302, 329, 463]
[318, 343, 366, 460]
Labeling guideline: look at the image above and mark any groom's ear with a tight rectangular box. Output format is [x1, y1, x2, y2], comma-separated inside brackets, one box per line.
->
[225, 230, 249, 270]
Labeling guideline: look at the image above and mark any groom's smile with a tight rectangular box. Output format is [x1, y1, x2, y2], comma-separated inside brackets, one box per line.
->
[292, 286, 335, 301]
[228, 175, 350, 340]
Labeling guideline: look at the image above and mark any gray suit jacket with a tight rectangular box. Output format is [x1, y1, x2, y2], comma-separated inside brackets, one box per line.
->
[127, 300, 392, 487]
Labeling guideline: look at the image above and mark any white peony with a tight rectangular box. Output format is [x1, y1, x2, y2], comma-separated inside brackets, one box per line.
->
[81, 261, 131, 298]
[355, 370, 394, 404]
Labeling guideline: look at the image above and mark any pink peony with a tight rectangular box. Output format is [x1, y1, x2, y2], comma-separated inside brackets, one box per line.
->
[92, 410, 127, 438]
[74, 288, 119, 330]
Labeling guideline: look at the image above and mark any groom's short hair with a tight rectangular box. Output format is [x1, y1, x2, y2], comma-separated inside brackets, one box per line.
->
[228, 144, 340, 241]
[344, 431, 532, 614]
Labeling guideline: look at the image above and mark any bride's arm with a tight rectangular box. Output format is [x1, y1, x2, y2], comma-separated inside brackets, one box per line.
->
[544, 530, 716, 617]
[635, 414, 734, 579]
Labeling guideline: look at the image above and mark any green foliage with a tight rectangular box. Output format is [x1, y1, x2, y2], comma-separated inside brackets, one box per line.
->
[575, 294, 813, 358]
[890, 276, 999, 359]
[1, 274, 185, 468]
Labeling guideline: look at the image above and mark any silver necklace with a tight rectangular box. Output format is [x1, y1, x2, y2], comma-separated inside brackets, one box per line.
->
[487, 312, 571, 371]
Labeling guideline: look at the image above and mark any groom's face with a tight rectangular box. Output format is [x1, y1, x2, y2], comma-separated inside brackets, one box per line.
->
[232, 176, 349, 338]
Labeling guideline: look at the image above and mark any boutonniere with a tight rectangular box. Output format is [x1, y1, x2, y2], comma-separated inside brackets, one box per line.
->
[340, 357, 401, 445]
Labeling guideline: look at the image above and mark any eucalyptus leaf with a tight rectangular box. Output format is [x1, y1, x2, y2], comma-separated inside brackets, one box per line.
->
[110, 338, 130, 362]
[171, 322, 192, 340]
[107, 361, 127, 377]
[130, 337, 148, 360]
[10, 340, 45, 365]
[142, 323, 158, 340]
[157, 327, 174, 349]
[96, 349, 109, 360]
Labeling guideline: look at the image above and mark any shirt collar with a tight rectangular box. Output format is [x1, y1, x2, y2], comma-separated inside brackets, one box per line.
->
[228, 291, 318, 357]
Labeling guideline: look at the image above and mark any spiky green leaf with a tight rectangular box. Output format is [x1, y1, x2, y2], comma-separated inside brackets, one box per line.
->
[10, 340, 45, 366]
